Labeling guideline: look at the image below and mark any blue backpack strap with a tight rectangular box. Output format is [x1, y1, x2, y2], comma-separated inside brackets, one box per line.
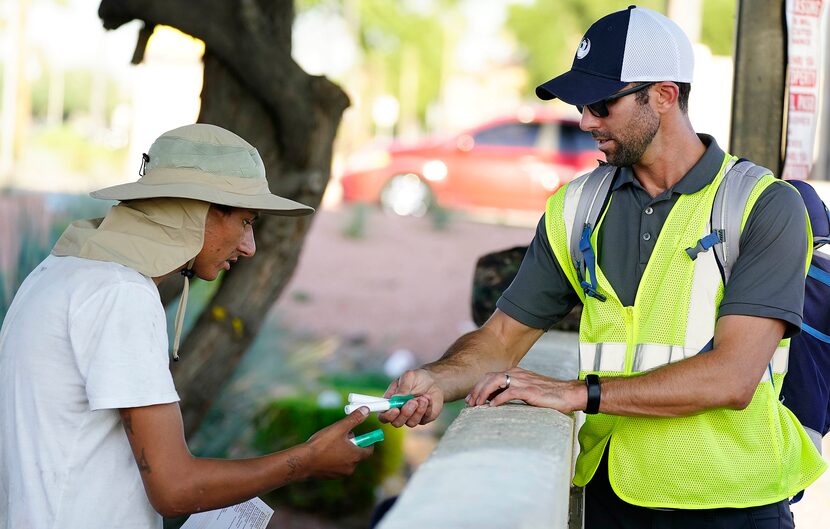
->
[807, 263, 830, 287]
[579, 224, 606, 302]
[685, 230, 724, 261]
[568, 164, 616, 302]
[802, 265, 830, 344]
[686, 158, 738, 263]
[709, 159, 772, 283]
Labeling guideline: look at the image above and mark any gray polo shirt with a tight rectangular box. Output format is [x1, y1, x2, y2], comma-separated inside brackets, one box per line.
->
[497, 134, 806, 337]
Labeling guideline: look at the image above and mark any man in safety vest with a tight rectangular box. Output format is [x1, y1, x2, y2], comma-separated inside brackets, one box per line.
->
[379, 6, 826, 528]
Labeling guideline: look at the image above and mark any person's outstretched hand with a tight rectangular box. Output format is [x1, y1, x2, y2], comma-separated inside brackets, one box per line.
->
[466, 367, 585, 414]
[304, 408, 374, 479]
[379, 368, 444, 428]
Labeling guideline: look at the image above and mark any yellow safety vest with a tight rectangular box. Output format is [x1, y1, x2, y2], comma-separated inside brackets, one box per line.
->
[545, 154, 826, 508]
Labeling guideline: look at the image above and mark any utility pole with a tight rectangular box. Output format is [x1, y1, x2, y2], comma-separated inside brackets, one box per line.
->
[729, 0, 788, 175]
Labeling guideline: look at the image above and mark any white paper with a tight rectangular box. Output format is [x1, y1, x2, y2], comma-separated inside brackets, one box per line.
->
[180, 497, 274, 529]
[783, 0, 828, 180]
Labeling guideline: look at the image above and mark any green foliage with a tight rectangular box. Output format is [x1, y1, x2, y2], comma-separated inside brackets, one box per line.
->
[506, 0, 665, 93]
[252, 394, 404, 517]
[342, 203, 369, 239]
[31, 126, 128, 174]
[428, 202, 452, 231]
[30, 68, 126, 123]
[506, 1, 737, 96]
[701, 0, 737, 56]
[358, 0, 446, 123]
[320, 371, 390, 392]
[297, 0, 451, 125]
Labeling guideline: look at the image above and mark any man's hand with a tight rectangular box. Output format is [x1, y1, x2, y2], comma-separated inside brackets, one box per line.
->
[378, 369, 444, 428]
[304, 408, 375, 479]
[120, 403, 375, 517]
[466, 367, 586, 414]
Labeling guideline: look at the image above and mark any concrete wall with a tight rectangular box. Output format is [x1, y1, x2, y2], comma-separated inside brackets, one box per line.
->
[378, 331, 580, 529]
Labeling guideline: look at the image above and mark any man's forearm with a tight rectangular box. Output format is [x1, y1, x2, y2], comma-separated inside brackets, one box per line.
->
[423, 329, 514, 402]
[597, 350, 753, 417]
[122, 403, 369, 518]
[424, 314, 544, 402]
[153, 447, 311, 517]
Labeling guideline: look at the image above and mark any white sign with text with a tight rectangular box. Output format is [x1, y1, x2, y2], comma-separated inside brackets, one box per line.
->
[784, 0, 827, 180]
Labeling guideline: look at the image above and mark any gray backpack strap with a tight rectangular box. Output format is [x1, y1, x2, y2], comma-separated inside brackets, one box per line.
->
[567, 164, 617, 299]
[711, 159, 773, 283]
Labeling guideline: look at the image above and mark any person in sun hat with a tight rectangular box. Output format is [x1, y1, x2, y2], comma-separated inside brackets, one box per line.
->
[0, 123, 373, 529]
[377, 5, 824, 529]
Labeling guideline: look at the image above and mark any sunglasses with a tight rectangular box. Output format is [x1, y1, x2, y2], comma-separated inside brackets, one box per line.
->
[576, 82, 655, 118]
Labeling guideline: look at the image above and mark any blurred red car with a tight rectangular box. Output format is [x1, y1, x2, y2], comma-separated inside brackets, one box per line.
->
[339, 108, 602, 216]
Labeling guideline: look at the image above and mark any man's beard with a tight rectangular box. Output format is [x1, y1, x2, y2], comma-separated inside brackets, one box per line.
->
[595, 104, 660, 167]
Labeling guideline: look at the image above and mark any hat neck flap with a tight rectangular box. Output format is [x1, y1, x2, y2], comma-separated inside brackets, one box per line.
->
[52, 198, 209, 278]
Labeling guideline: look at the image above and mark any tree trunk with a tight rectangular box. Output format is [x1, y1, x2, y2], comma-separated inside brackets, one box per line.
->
[99, 0, 349, 436]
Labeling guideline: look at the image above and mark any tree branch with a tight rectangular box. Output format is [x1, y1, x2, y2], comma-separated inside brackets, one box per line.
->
[98, 0, 349, 166]
[130, 23, 156, 65]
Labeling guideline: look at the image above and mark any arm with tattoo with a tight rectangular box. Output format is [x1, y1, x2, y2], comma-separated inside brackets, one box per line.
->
[119, 404, 371, 517]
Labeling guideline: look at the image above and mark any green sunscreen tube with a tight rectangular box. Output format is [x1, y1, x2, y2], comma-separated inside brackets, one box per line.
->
[388, 394, 414, 408]
[351, 429, 384, 447]
[344, 395, 416, 414]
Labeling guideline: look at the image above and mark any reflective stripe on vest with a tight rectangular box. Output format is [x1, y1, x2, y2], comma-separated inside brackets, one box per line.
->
[580, 342, 788, 381]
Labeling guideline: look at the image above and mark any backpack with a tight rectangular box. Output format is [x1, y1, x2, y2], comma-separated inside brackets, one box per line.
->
[707, 164, 830, 461]
[779, 179, 830, 456]
[568, 160, 830, 456]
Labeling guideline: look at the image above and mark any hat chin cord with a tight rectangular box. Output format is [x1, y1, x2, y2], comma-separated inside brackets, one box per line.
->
[172, 259, 196, 361]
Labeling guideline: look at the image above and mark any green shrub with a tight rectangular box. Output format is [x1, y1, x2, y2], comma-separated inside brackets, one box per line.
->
[252, 394, 404, 517]
[429, 203, 452, 231]
[342, 203, 369, 239]
[320, 371, 390, 392]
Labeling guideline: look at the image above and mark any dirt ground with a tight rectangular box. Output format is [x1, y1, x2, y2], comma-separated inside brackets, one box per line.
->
[271, 205, 537, 365]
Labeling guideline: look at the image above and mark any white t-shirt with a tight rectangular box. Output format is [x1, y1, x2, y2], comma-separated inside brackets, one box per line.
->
[0, 255, 179, 529]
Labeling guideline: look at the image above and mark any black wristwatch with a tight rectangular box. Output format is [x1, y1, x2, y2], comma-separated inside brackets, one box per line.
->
[585, 374, 601, 414]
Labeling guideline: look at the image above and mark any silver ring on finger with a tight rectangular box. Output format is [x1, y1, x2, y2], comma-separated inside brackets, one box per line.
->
[504, 373, 511, 389]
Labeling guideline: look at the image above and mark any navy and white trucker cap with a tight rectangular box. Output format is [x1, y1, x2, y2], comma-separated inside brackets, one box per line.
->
[536, 5, 694, 105]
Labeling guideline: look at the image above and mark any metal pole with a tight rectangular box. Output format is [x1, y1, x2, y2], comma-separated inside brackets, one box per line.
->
[812, 4, 830, 180]
[729, 0, 788, 175]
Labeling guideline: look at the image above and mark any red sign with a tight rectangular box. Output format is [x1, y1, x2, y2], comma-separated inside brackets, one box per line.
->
[790, 68, 817, 87]
[794, 0, 822, 16]
[790, 93, 817, 112]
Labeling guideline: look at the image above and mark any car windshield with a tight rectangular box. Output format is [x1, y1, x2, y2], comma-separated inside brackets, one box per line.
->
[559, 123, 596, 153]
[472, 123, 540, 148]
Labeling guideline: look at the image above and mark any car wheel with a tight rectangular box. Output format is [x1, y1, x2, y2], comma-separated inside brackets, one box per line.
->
[379, 173, 433, 217]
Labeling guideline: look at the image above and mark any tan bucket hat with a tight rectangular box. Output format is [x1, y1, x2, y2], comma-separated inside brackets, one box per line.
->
[53, 123, 312, 360]
[91, 123, 314, 216]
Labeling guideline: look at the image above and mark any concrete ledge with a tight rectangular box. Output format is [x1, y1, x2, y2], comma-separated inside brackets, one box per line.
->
[378, 331, 579, 529]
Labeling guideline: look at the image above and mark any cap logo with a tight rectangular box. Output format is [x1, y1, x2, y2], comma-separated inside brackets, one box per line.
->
[576, 38, 591, 59]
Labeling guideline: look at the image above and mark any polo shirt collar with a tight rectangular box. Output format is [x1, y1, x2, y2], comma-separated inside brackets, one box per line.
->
[611, 134, 726, 195]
